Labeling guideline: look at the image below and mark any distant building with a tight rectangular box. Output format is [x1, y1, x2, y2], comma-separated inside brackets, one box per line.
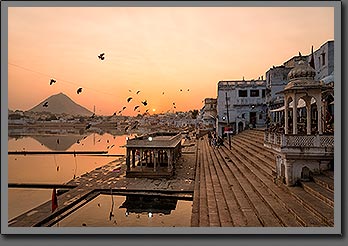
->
[201, 98, 217, 130]
[216, 79, 267, 137]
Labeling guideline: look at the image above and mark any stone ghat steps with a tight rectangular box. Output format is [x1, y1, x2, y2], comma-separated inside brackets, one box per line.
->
[219, 144, 327, 227]
[192, 135, 329, 227]
[301, 181, 334, 208]
[231, 137, 276, 174]
[286, 186, 334, 226]
[232, 134, 275, 164]
[312, 174, 334, 192]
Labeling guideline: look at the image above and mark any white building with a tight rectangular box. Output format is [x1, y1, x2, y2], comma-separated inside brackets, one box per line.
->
[216, 79, 267, 137]
[202, 98, 217, 130]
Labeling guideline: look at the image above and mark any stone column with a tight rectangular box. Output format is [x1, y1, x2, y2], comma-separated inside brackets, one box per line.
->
[306, 100, 311, 135]
[285, 159, 294, 186]
[154, 150, 158, 172]
[139, 149, 143, 168]
[131, 149, 136, 168]
[284, 98, 289, 134]
[293, 95, 298, 135]
[317, 96, 323, 134]
[126, 149, 131, 172]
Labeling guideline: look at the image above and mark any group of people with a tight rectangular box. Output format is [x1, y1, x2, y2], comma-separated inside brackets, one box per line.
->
[207, 131, 225, 148]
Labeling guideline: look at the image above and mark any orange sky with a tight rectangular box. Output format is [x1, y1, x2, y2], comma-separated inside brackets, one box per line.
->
[7, 7, 334, 116]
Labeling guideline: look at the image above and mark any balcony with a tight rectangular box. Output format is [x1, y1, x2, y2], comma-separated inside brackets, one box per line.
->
[264, 131, 334, 151]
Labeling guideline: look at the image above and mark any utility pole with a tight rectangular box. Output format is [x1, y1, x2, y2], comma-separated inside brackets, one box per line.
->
[225, 92, 231, 150]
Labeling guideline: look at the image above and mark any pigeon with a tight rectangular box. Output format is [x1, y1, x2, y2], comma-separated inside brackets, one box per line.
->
[50, 79, 56, 85]
[43, 102, 49, 107]
[136, 90, 140, 94]
[85, 123, 92, 130]
[98, 53, 105, 60]
[141, 100, 148, 106]
[77, 87, 83, 94]
[134, 105, 140, 111]
[113, 112, 117, 116]
[127, 97, 133, 103]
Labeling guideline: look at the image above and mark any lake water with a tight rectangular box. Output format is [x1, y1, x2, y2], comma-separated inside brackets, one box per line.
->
[7, 130, 193, 226]
[7, 132, 130, 220]
[52, 194, 192, 227]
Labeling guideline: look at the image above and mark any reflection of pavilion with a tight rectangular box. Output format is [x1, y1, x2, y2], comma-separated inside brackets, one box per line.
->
[119, 195, 178, 215]
[264, 60, 334, 186]
[125, 132, 182, 178]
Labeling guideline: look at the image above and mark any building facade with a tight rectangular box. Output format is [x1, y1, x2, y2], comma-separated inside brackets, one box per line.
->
[201, 98, 217, 130]
[216, 79, 267, 137]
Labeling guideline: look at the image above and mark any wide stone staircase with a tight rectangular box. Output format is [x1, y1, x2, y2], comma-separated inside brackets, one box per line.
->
[191, 129, 334, 227]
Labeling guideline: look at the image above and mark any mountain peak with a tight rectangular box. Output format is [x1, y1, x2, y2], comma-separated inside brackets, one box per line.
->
[28, 93, 93, 116]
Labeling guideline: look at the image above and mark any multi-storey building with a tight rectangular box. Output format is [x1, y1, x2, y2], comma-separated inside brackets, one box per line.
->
[216, 79, 267, 137]
[201, 98, 217, 130]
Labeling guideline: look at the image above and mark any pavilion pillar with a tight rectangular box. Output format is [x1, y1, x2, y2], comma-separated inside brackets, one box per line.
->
[284, 99, 289, 134]
[317, 96, 323, 134]
[154, 150, 158, 172]
[139, 149, 143, 168]
[293, 94, 298, 135]
[131, 149, 136, 168]
[306, 101, 312, 135]
[126, 149, 131, 171]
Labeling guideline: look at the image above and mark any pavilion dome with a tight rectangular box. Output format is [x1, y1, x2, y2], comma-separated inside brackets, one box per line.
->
[287, 60, 316, 81]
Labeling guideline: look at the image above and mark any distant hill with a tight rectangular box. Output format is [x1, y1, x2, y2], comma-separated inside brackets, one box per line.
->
[28, 92, 93, 116]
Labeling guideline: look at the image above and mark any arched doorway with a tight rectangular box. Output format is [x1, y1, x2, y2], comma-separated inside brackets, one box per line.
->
[301, 166, 311, 181]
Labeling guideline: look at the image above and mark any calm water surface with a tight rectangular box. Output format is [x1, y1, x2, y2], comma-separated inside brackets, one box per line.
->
[54, 194, 192, 227]
[8, 132, 130, 220]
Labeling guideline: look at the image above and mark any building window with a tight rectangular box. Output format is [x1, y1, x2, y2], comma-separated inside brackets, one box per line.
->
[322, 53, 326, 66]
[250, 90, 259, 97]
[239, 90, 247, 97]
[262, 89, 266, 98]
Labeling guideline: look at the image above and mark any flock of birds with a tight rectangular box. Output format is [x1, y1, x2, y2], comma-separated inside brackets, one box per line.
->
[41, 52, 192, 132]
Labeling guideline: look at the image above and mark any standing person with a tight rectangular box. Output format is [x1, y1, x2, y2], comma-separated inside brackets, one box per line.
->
[208, 131, 212, 146]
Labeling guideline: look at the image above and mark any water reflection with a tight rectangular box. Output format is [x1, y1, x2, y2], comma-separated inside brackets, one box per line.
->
[54, 194, 192, 227]
[120, 195, 178, 215]
[7, 130, 132, 220]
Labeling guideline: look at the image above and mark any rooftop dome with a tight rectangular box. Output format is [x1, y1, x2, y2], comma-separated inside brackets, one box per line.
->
[287, 60, 316, 81]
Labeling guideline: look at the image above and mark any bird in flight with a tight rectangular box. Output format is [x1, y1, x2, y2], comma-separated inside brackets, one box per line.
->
[162, 92, 165, 95]
[77, 87, 83, 94]
[141, 100, 148, 106]
[180, 89, 183, 92]
[134, 105, 140, 111]
[127, 97, 132, 103]
[50, 79, 56, 85]
[136, 90, 140, 94]
[43, 102, 49, 107]
[98, 53, 105, 60]
[145, 109, 149, 113]
[187, 88, 190, 91]
[122, 106, 126, 110]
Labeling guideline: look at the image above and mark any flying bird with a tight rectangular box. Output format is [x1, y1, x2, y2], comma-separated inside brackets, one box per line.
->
[127, 97, 133, 103]
[43, 102, 49, 107]
[50, 79, 56, 85]
[98, 53, 105, 60]
[187, 88, 190, 91]
[117, 110, 122, 114]
[122, 106, 126, 110]
[162, 92, 165, 95]
[145, 109, 149, 113]
[128, 90, 132, 93]
[141, 100, 148, 106]
[180, 89, 183, 92]
[136, 90, 140, 94]
[85, 123, 92, 130]
[173, 102, 176, 105]
[134, 105, 140, 111]
[77, 87, 83, 94]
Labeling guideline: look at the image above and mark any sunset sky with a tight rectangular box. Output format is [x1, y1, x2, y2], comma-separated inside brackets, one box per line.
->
[7, 7, 334, 116]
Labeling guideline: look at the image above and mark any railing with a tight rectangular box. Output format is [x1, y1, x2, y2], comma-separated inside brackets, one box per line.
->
[264, 131, 334, 148]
